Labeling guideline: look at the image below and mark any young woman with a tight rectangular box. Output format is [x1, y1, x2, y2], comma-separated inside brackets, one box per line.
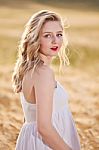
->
[12, 10, 81, 150]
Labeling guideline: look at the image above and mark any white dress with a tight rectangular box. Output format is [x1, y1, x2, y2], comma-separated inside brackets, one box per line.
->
[15, 81, 81, 150]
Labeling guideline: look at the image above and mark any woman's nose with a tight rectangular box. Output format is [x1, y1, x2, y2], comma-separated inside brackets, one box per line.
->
[52, 35, 57, 44]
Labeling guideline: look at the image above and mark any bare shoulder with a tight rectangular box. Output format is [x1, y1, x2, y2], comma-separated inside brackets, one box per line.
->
[34, 65, 55, 88]
[40, 65, 54, 76]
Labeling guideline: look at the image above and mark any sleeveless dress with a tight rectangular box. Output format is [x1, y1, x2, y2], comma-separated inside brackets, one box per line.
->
[15, 81, 81, 150]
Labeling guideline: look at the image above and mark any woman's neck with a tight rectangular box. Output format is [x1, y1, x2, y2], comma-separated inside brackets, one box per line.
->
[39, 52, 52, 66]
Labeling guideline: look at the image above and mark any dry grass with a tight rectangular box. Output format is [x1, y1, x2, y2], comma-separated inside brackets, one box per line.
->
[0, 1, 99, 149]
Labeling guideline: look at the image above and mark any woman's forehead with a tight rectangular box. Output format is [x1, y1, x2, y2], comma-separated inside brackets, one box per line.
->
[41, 21, 63, 33]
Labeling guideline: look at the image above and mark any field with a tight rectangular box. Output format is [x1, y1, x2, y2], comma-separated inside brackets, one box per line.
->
[0, 1, 99, 149]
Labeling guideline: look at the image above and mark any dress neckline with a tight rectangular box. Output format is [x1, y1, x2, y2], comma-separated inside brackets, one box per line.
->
[21, 81, 59, 106]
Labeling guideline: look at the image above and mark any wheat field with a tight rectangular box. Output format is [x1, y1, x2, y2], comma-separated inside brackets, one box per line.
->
[0, 1, 99, 149]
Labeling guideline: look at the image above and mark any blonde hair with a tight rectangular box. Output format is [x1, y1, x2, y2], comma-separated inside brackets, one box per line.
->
[12, 10, 69, 93]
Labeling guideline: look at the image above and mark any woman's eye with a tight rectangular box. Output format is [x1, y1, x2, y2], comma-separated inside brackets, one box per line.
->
[43, 33, 63, 38]
[57, 34, 63, 37]
[44, 34, 51, 38]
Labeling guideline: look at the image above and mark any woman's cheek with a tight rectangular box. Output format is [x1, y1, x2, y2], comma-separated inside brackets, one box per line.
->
[58, 39, 63, 47]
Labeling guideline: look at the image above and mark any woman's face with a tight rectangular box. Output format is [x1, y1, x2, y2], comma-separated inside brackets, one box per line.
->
[39, 21, 63, 57]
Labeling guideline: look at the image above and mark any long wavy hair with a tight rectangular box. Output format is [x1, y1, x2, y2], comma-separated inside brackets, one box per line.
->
[12, 10, 69, 93]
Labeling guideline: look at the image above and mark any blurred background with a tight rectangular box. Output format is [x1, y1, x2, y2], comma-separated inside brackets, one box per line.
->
[0, 0, 99, 149]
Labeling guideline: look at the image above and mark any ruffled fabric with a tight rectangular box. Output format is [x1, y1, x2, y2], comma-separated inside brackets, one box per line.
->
[16, 122, 52, 150]
[16, 106, 80, 150]
[52, 106, 81, 150]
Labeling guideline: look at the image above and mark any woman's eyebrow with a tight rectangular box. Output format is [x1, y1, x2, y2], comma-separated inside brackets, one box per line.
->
[43, 31, 63, 34]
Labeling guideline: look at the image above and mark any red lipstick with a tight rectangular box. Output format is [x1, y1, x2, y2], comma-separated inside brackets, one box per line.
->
[51, 46, 58, 51]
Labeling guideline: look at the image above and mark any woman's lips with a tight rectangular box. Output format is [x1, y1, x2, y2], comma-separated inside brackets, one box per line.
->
[50, 46, 58, 51]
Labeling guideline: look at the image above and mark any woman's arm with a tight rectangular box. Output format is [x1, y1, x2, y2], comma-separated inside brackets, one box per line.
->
[39, 123, 72, 150]
[34, 65, 72, 150]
